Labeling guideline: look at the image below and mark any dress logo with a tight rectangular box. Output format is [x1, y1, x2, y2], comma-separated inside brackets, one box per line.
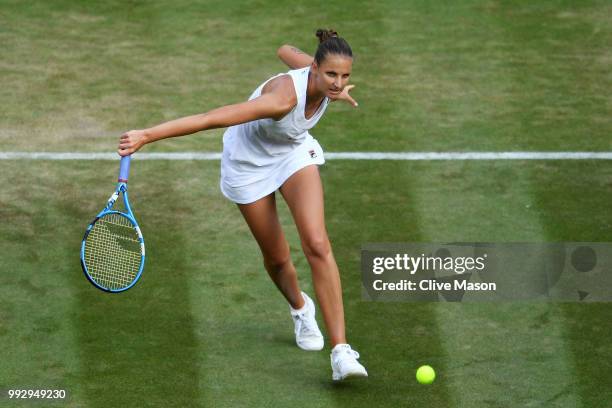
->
[309, 149, 317, 159]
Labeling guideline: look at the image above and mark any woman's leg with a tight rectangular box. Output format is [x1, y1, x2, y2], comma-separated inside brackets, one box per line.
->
[237, 193, 304, 310]
[279, 165, 347, 347]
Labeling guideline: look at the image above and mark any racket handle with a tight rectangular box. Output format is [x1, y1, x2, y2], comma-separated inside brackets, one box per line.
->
[118, 155, 131, 183]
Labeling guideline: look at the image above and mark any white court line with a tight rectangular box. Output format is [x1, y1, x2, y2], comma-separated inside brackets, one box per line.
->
[1, 151, 612, 160]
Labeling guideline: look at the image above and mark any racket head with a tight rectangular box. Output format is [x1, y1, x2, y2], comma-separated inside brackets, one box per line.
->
[81, 211, 145, 292]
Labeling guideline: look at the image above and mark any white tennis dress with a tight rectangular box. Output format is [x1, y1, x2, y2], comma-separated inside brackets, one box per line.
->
[220, 66, 330, 204]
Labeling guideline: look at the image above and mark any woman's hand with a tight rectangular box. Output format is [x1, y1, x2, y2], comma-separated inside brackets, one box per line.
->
[118, 129, 148, 156]
[330, 84, 358, 107]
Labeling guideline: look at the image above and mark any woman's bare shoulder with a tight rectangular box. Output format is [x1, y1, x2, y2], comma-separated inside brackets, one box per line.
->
[261, 74, 297, 106]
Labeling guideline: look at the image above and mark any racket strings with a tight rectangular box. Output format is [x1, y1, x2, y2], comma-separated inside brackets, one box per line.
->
[84, 213, 142, 290]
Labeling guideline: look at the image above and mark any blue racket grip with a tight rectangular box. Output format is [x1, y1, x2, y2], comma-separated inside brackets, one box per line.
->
[118, 155, 131, 182]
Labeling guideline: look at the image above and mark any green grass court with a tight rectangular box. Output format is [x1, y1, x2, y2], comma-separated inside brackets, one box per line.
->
[1, 1, 612, 407]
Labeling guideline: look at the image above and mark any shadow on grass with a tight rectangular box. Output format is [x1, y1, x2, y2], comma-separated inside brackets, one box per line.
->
[71, 161, 202, 407]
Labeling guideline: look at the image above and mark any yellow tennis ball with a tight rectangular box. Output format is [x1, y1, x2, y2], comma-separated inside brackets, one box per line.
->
[416, 365, 435, 384]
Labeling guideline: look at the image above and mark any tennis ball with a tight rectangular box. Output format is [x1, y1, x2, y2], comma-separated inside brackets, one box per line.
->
[416, 365, 435, 384]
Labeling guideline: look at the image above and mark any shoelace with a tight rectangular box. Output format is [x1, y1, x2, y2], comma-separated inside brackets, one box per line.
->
[335, 346, 360, 361]
[294, 312, 318, 336]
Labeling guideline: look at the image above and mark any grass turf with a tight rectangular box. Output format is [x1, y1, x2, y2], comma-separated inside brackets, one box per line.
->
[1, 0, 612, 407]
[2, 161, 612, 407]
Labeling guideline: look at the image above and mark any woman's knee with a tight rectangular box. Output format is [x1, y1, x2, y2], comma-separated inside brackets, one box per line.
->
[263, 252, 292, 272]
[302, 235, 332, 262]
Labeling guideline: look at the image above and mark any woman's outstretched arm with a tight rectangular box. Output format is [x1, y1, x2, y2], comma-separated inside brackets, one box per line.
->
[277, 45, 314, 69]
[118, 82, 295, 156]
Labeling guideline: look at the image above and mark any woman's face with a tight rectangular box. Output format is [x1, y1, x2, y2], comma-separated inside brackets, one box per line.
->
[312, 54, 353, 98]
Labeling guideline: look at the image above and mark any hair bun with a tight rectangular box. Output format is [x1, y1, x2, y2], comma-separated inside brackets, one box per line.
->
[316, 28, 339, 43]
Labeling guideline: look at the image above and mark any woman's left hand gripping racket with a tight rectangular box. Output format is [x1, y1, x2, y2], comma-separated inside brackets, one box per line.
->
[81, 155, 145, 292]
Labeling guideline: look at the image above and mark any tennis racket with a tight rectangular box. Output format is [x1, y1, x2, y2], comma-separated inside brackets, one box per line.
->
[80, 155, 145, 292]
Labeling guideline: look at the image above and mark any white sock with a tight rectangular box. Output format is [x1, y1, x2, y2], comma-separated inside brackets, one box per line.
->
[332, 344, 350, 353]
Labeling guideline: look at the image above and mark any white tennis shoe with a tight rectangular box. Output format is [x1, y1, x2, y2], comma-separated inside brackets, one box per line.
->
[290, 292, 324, 351]
[331, 344, 368, 381]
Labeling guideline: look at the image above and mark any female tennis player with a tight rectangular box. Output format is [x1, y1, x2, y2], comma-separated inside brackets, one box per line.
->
[118, 29, 367, 381]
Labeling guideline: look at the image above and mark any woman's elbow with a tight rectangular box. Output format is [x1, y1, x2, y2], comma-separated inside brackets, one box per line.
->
[277, 44, 290, 59]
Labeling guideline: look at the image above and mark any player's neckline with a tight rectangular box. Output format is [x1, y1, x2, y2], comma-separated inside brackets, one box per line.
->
[303, 71, 327, 121]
